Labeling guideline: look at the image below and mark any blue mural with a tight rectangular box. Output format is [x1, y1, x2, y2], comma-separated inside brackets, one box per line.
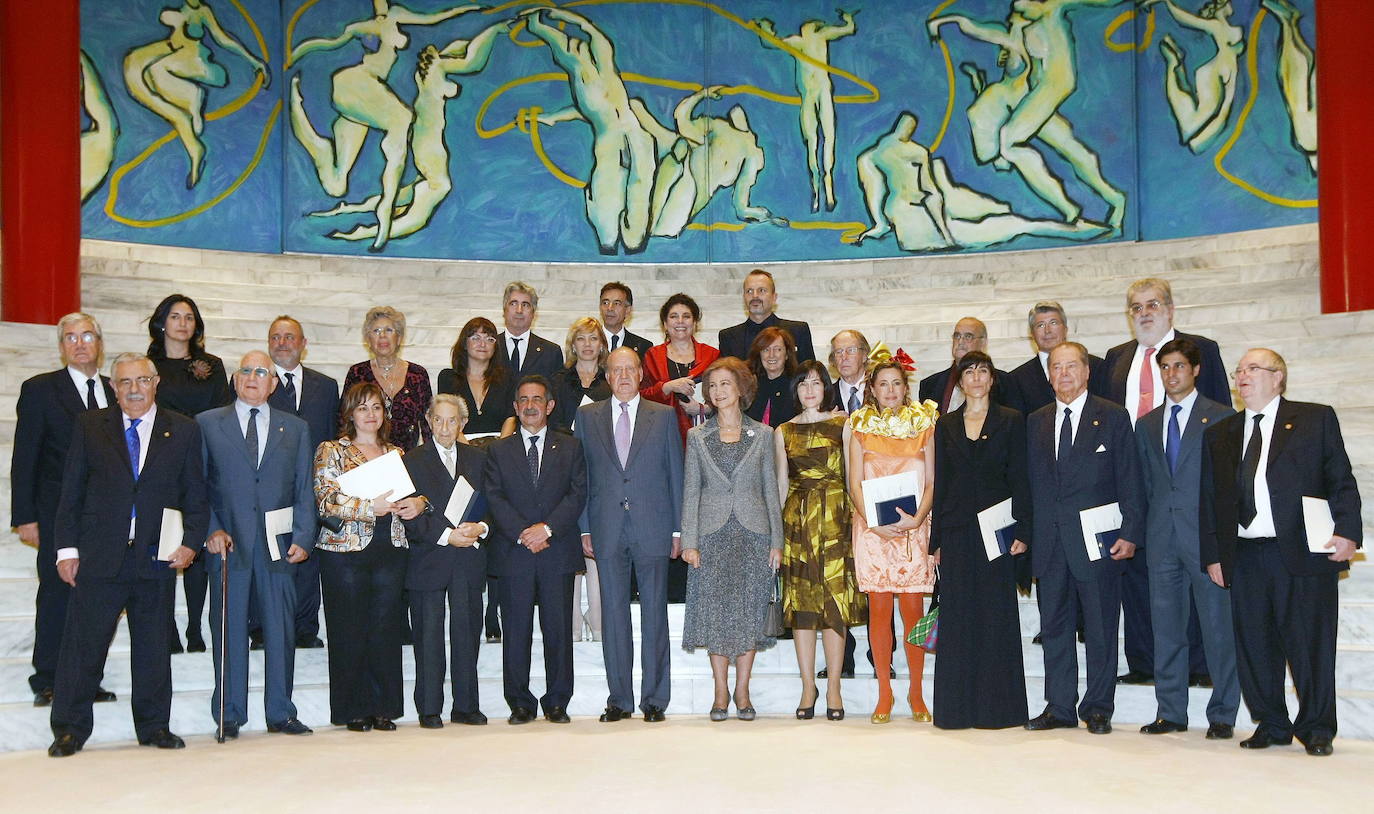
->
[79, 0, 1317, 262]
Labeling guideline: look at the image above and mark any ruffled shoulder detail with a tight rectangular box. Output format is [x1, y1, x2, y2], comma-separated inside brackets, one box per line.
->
[848, 400, 940, 438]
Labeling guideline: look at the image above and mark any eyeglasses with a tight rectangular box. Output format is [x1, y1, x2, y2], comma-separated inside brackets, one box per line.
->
[951, 332, 983, 342]
[467, 334, 497, 344]
[237, 367, 271, 378]
[62, 332, 99, 344]
[1230, 365, 1279, 380]
[1128, 300, 1167, 315]
[834, 347, 864, 357]
[114, 376, 155, 389]
[369, 326, 398, 337]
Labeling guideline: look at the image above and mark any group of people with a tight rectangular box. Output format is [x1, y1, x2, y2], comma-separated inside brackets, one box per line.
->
[13, 270, 1361, 759]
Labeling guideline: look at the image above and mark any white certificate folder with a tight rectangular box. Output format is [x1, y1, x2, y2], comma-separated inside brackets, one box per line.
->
[1302, 496, 1335, 554]
[336, 449, 416, 501]
[265, 507, 294, 561]
[1079, 502, 1122, 562]
[442, 476, 487, 549]
[977, 498, 1017, 561]
[157, 508, 183, 560]
[862, 472, 920, 527]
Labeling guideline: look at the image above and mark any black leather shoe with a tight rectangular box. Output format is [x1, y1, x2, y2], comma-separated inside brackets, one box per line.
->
[296, 636, 325, 649]
[346, 718, 372, 732]
[1140, 718, 1187, 735]
[185, 632, 206, 653]
[1116, 670, 1153, 685]
[451, 711, 488, 725]
[1205, 722, 1234, 740]
[816, 668, 856, 679]
[1239, 731, 1292, 749]
[138, 729, 186, 749]
[485, 633, 502, 644]
[1086, 714, 1113, 735]
[1032, 632, 1043, 644]
[1025, 711, 1077, 731]
[219, 722, 240, 740]
[33, 688, 53, 707]
[371, 717, 397, 731]
[267, 718, 312, 735]
[1189, 673, 1213, 688]
[94, 687, 117, 703]
[1303, 736, 1334, 757]
[48, 734, 81, 758]
[508, 707, 536, 725]
[599, 705, 632, 722]
[419, 714, 444, 729]
[544, 707, 571, 724]
[249, 634, 264, 651]
[169, 636, 184, 655]
[643, 705, 666, 722]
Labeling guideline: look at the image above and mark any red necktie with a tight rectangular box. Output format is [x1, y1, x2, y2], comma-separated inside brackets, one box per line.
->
[1136, 347, 1156, 419]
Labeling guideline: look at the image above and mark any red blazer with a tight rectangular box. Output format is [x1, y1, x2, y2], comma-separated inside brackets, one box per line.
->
[640, 340, 720, 446]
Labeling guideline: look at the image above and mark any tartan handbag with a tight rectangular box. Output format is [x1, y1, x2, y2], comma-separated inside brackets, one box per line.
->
[906, 575, 940, 652]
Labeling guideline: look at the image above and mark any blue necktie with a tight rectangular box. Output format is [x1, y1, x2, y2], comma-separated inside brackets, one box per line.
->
[126, 418, 142, 554]
[527, 435, 540, 486]
[1057, 407, 1072, 465]
[1165, 404, 1182, 475]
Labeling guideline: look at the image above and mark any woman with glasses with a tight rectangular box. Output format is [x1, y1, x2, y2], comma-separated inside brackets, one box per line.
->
[342, 306, 432, 451]
[437, 317, 517, 443]
[146, 293, 232, 654]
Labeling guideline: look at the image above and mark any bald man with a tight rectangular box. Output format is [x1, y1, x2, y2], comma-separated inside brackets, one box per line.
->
[918, 317, 1014, 412]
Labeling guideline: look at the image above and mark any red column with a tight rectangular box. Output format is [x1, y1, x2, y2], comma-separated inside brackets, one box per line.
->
[0, 0, 81, 324]
[1317, 1, 1374, 314]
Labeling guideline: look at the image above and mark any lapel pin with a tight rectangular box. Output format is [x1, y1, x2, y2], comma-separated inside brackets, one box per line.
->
[278, 426, 284, 432]
[1201, 417, 1208, 424]
[980, 435, 988, 440]
[1284, 423, 1293, 430]
[1092, 420, 1100, 427]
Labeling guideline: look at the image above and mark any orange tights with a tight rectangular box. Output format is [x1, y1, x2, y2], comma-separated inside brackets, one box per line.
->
[869, 592, 927, 716]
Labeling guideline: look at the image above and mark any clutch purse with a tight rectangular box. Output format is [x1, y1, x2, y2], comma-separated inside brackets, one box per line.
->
[763, 571, 785, 637]
[906, 573, 940, 652]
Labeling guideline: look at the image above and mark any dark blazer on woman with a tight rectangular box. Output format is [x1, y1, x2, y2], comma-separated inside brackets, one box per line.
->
[551, 365, 610, 434]
[437, 367, 516, 436]
[342, 361, 432, 450]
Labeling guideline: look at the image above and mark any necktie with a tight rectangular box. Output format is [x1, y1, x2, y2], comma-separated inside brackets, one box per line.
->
[1238, 414, 1264, 528]
[527, 435, 540, 485]
[126, 418, 142, 480]
[846, 386, 859, 414]
[611, 334, 621, 350]
[1136, 347, 1156, 419]
[1057, 407, 1073, 464]
[86, 378, 98, 410]
[245, 407, 260, 469]
[443, 446, 456, 479]
[615, 402, 631, 468]
[283, 372, 297, 410]
[1165, 404, 1182, 475]
[510, 338, 523, 372]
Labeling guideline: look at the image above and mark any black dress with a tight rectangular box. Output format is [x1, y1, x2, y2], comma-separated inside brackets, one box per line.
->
[930, 404, 1030, 729]
[437, 367, 516, 439]
[551, 365, 610, 433]
[745, 372, 796, 428]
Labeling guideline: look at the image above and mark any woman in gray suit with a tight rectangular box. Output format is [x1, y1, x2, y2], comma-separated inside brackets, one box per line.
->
[681, 358, 784, 721]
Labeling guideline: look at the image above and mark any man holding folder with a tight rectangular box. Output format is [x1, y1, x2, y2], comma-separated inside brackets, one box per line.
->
[1025, 342, 1144, 735]
[1201, 348, 1362, 756]
[200, 351, 316, 738]
[47, 353, 209, 757]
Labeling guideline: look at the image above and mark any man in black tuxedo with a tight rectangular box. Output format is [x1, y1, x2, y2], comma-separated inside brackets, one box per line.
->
[11, 313, 118, 707]
[47, 352, 210, 757]
[599, 281, 654, 358]
[401, 394, 493, 728]
[496, 281, 565, 379]
[718, 269, 815, 362]
[1025, 342, 1144, 735]
[265, 315, 339, 648]
[484, 376, 588, 725]
[918, 317, 1012, 412]
[1006, 301, 1107, 414]
[1201, 349, 1362, 756]
[1101, 278, 1228, 685]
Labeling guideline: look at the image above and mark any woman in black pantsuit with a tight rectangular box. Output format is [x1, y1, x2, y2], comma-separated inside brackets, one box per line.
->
[930, 351, 1030, 729]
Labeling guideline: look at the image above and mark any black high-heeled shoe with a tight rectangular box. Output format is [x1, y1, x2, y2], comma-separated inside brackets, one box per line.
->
[826, 707, 845, 721]
[796, 684, 818, 720]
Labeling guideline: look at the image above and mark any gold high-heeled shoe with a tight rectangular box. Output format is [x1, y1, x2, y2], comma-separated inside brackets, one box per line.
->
[912, 710, 932, 723]
[870, 712, 891, 724]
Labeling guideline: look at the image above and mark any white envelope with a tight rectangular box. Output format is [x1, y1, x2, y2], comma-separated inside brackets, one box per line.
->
[862, 471, 920, 528]
[977, 498, 1016, 561]
[265, 507, 294, 561]
[1302, 496, 1335, 554]
[158, 508, 183, 561]
[1095, 444, 1107, 453]
[443, 476, 481, 549]
[336, 449, 416, 501]
[692, 380, 705, 405]
[465, 431, 500, 441]
[1079, 502, 1122, 562]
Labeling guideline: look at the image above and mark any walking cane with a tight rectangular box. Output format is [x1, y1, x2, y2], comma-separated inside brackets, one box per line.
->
[216, 549, 229, 744]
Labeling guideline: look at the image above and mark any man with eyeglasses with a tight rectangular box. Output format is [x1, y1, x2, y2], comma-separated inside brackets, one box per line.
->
[1102, 278, 1228, 687]
[11, 313, 119, 709]
[918, 316, 1012, 413]
[1201, 349, 1362, 756]
[599, 281, 653, 359]
[1006, 301, 1107, 414]
[47, 353, 209, 757]
[718, 269, 816, 363]
[198, 351, 317, 738]
[496, 282, 564, 379]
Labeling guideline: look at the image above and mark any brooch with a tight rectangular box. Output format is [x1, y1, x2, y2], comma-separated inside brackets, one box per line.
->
[188, 359, 213, 381]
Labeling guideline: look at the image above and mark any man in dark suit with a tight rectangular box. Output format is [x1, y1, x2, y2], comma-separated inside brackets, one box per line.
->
[919, 317, 1012, 412]
[575, 347, 684, 722]
[401, 394, 492, 728]
[11, 313, 118, 707]
[717, 269, 815, 362]
[1201, 348, 1362, 756]
[1101, 278, 1228, 685]
[1025, 342, 1145, 735]
[1134, 338, 1239, 740]
[200, 350, 317, 738]
[599, 281, 654, 358]
[1006, 301, 1107, 414]
[266, 315, 339, 648]
[496, 281, 565, 379]
[47, 353, 210, 757]
[485, 375, 588, 725]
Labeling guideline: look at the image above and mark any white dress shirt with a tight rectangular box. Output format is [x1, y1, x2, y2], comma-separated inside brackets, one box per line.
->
[273, 362, 303, 410]
[1126, 328, 1176, 427]
[604, 328, 628, 350]
[67, 366, 109, 409]
[611, 394, 642, 433]
[1161, 388, 1199, 450]
[506, 330, 531, 367]
[1052, 390, 1090, 459]
[431, 441, 489, 546]
[1238, 395, 1280, 538]
[1037, 350, 1051, 379]
[234, 400, 270, 466]
[837, 379, 866, 413]
[58, 405, 157, 561]
[520, 425, 548, 478]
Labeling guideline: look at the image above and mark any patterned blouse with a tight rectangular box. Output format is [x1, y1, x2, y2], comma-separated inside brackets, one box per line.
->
[312, 438, 409, 553]
[342, 360, 432, 451]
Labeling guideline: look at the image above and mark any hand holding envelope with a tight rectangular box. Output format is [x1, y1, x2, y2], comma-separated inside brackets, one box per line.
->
[158, 508, 195, 569]
[1303, 496, 1358, 562]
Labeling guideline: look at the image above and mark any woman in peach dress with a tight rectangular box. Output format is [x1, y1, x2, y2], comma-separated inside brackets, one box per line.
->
[845, 354, 939, 724]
